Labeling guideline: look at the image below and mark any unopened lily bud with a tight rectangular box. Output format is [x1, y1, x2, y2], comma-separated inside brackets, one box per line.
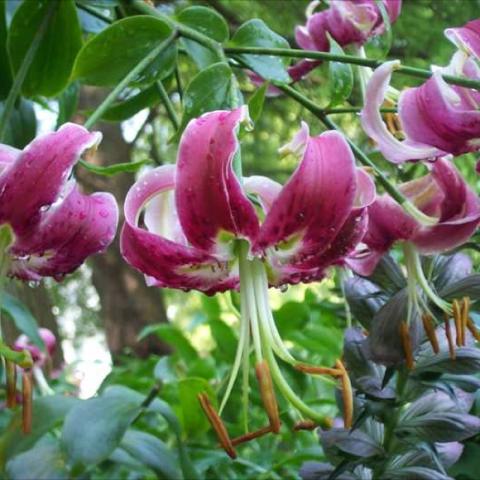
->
[6, 359, 17, 408]
[256, 361, 281, 434]
[198, 393, 236, 459]
[335, 360, 353, 429]
[22, 370, 33, 434]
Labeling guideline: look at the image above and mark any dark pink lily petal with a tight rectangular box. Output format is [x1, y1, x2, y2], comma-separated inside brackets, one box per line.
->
[254, 125, 367, 285]
[10, 184, 118, 281]
[361, 61, 445, 163]
[445, 19, 480, 61]
[0, 123, 101, 236]
[175, 107, 259, 253]
[121, 165, 238, 295]
[243, 175, 282, 213]
[0, 145, 19, 172]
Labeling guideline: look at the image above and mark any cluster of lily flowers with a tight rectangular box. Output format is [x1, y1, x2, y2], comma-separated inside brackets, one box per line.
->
[0, 0, 479, 458]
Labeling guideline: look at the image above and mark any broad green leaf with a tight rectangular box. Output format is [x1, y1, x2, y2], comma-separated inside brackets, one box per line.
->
[80, 159, 150, 176]
[1, 292, 43, 349]
[6, 441, 69, 480]
[274, 301, 310, 337]
[0, 395, 78, 467]
[101, 86, 161, 122]
[154, 356, 177, 384]
[61, 394, 141, 467]
[248, 82, 269, 123]
[138, 323, 198, 363]
[178, 377, 217, 438]
[121, 430, 180, 480]
[0, 1, 12, 99]
[56, 82, 79, 127]
[0, 98, 36, 148]
[72, 16, 176, 87]
[327, 34, 353, 107]
[178, 62, 235, 134]
[368, 0, 393, 58]
[178, 6, 229, 68]
[209, 319, 237, 361]
[230, 19, 290, 83]
[8, 0, 82, 97]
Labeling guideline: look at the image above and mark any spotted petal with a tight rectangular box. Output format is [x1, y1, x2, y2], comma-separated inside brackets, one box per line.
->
[175, 107, 259, 253]
[120, 165, 238, 295]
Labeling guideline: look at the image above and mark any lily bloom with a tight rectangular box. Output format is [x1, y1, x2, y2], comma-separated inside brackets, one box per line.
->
[348, 157, 480, 276]
[361, 51, 480, 163]
[445, 19, 480, 61]
[14, 328, 56, 366]
[0, 123, 119, 281]
[121, 107, 375, 452]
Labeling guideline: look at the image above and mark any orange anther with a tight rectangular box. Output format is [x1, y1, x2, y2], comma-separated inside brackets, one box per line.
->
[422, 314, 439, 354]
[335, 360, 353, 429]
[444, 314, 456, 360]
[294, 363, 343, 377]
[293, 420, 317, 431]
[399, 322, 415, 370]
[6, 360, 17, 409]
[231, 425, 273, 446]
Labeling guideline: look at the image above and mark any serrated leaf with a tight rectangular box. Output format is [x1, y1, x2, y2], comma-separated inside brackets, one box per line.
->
[72, 16, 175, 87]
[80, 159, 150, 176]
[327, 34, 353, 107]
[8, 0, 82, 97]
[230, 19, 290, 83]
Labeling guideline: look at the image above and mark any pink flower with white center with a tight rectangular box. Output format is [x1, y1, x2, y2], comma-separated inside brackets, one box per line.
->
[121, 106, 375, 444]
[445, 19, 480, 61]
[361, 51, 480, 163]
[0, 123, 119, 281]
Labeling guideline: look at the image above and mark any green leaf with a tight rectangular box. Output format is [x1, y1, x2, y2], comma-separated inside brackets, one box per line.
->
[8, 0, 82, 97]
[138, 323, 198, 363]
[248, 81, 268, 123]
[0, 1, 12, 99]
[61, 393, 141, 467]
[230, 19, 290, 83]
[0, 395, 78, 467]
[101, 85, 161, 122]
[1, 292, 43, 349]
[209, 318, 237, 361]
[327, 34, 353, 107]
[80, 159, 150, 177]
[368, 0, 393, 59]
[178, 377, 217, 437]
[72, 16, 176, 87]
[154, 356, 177, 384]
[121, 430, 180, 480]
[6, 441, 69, 480]
[56, 82, 79, 128]
[178, 62, 235, 134]
[274, 301, 310, 337]
[178, 6, 229, 69]
[0, 98, 36, 148]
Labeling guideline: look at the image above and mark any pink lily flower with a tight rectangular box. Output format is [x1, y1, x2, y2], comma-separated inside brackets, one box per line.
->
[0, 123, 119, 281]
[445, 19, 480, 61]
[121, 106, 375, 444]
[348, 157, 480, 276]
[361, 51, 480, 163]
[14, 328, 56, 366]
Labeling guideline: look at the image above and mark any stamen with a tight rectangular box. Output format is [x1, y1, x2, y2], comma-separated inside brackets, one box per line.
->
[198, 393, 236, 459]
[444, 314, 456, 360]
[22, 369, 32, 434]
[231, 425, 273, 446]
[467, 317, 480, 341]
[453, 300, 463, 346]
[295, 363, 343, 377]
[293, 420, 317, 431]
[6, 359, 17, 408]
[399, 322, 415, 370]
[335, 360, 353, 429]
[421, 313, 439, 354]
[256, 361, 281, 433]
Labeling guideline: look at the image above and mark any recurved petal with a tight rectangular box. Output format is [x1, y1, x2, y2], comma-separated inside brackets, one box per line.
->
[243, 175, 282, 213]
[0, 123, 101, 235]
[175, 107, 259, 253]
[0, 144, 19, 173]
[121, 165, 238, 294]
[361, 61, 444, 163]
[10, 184, 118, 281]
[445, 19, 480, 61]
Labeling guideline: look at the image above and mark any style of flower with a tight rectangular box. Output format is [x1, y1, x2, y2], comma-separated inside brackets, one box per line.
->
[121, 106, 375, 456]
[361, 51, 480, 163]
[0, 123, 119, 281]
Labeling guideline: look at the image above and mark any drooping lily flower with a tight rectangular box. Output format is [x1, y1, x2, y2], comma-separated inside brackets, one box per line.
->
[0, 123, 119, 281]
[361, 51, 480, 163]
[121, 107, 375, 454]
[445, 18, 480, 61]
[348, 157, 480, 276]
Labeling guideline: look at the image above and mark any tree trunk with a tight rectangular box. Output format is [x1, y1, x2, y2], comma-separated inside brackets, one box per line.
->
[75, 87, 171, 360]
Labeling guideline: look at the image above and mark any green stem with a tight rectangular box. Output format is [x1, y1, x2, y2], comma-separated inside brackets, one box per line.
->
[154, 81, 179, 130]
[324, 106, 397, 115]
[128, 0, 225, 61]
[83, 32, 177, 130]
[224, 46, 480, 90]
[0, 3, 55, 141]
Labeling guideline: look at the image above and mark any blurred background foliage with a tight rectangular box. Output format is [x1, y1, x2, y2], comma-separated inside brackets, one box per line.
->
[1, 0, 480, 479]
